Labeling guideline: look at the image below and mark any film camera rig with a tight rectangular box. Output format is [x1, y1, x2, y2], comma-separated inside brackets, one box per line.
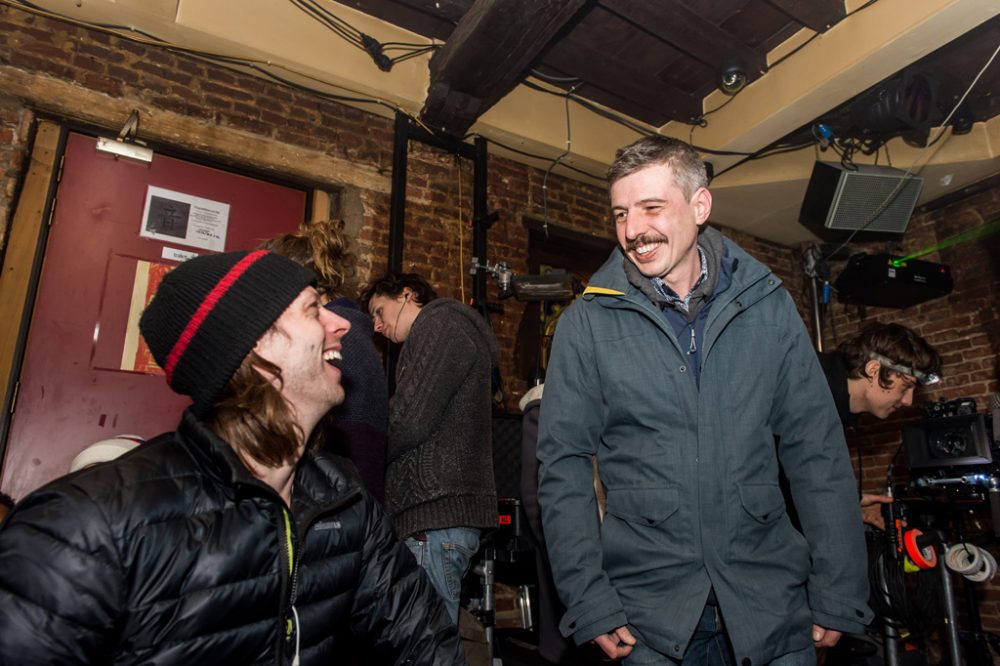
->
[897, 397, 1000, 533]
[875, 397, 1000, 666]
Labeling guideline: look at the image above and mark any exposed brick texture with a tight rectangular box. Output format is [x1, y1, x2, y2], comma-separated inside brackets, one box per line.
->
[818, 186, 1000, 631]
[0, 6, 813, 411]
[0, 96, 32, 250]
[2, 2, 999, 635]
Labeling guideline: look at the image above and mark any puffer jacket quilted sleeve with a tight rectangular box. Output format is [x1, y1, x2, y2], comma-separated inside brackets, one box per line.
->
[348, 487, 467, 663]
[0, 478, 122, 665]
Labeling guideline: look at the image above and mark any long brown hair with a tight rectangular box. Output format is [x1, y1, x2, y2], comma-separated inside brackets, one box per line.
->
[262, 219, 357, 300]
[207, 349, 323, 468]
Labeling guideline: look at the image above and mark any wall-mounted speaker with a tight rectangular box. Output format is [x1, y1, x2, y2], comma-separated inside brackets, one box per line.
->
[799, 161, 923, 238]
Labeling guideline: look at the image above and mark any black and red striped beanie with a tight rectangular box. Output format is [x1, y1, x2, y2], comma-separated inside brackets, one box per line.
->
[139, 250, 315, 416]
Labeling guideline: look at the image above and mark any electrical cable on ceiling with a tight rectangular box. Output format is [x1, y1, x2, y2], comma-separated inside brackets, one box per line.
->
[822, 38, 1000, 262]
[522, 79, 772, 159]
[688, 116, 707, 145]
[7, 0, 829, 181]
[541, 84, 578, 240]
[6, 0, 941, 214]
[289, 0, 364, 48]
[743, 141, 814, 162]
[520, 79, 655, 139]
[1, 0, 434, 124]
[690, 0, 882, 137]
[468, 134, 604, 181]
[287, 0, 439, 71]
[533, 72, 818, 173]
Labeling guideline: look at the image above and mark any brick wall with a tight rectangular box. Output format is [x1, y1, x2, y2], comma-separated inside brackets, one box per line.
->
[820, 185, 1000, 630]
[0, 96, 32, 250]
[822, 188, 1000, 490]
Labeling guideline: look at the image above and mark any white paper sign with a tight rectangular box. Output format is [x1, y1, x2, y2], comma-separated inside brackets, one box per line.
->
[140, 186, 229, 252]
[161, 246, 199, 263]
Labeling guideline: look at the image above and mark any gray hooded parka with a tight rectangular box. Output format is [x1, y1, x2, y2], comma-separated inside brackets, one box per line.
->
[537, 231, 872, 665]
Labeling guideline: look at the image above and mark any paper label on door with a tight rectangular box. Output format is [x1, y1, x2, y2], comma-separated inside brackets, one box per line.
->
[140, 186, 229, 252]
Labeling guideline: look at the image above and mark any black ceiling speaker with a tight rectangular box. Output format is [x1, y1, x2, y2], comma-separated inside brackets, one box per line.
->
[799, 161, 923, 239]
[850, 69, 938, 146]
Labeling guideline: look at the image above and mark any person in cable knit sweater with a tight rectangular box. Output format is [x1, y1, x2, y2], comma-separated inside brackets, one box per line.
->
[362, 272, 499, 624]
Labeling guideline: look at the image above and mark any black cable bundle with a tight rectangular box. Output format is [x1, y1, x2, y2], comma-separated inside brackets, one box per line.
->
[867, 529, 942, 641]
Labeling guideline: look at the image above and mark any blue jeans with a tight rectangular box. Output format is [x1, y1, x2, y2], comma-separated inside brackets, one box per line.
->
[768, 646, 816, 666]
[625, 604, 734, 666]
[623, 604, 816, 666]
[405, 527, 480, 624]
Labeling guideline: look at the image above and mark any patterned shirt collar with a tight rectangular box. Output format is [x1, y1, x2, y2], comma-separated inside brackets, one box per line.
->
[651, 246, 708, 313]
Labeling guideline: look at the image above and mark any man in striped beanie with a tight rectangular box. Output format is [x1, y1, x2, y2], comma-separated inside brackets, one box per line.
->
[0, 250, 464, 665]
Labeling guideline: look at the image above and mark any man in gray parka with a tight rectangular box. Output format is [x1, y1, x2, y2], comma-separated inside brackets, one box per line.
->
[537, 136, 872, 666]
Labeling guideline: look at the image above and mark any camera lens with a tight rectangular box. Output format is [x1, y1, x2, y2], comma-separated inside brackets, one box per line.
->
[930, 430, 969, 458]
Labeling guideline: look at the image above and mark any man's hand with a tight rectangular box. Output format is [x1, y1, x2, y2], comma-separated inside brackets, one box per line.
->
[860, 494, 893, 530]
[812, 625, 841, 648]
[593, 626, 637, 660]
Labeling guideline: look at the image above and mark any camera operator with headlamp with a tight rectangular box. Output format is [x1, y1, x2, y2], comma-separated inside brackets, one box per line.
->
[818, 323, 942, 529]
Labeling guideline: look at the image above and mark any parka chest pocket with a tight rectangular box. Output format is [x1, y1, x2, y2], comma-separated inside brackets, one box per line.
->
[738, 483, 786, 524]
[604, 487, 679, 527]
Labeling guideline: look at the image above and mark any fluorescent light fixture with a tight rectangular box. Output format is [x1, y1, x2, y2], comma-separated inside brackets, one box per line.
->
[511, 270, 575, 301]
[96, 136, 153, 164]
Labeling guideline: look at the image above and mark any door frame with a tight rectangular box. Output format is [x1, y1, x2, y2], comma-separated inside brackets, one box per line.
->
[0, 117, 335, 466]
[0, 120, 64, 465]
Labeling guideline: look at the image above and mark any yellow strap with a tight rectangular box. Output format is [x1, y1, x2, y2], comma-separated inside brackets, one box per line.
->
[583, 286, 624, 296]
[283, 509, 294, 579]
[282, 509, 295, 640]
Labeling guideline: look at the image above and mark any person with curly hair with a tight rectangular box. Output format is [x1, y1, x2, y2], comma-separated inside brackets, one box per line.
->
[264, 219, 389, 502]
[818, 322, 942, 528]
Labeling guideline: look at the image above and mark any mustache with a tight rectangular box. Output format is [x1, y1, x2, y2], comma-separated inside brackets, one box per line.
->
[624, 234, 669, 252]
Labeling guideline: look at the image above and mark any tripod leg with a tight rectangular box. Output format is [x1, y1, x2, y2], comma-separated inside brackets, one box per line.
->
[939, 550, 963, 665]
[477, 550, 503, 666]
[883, 617, 902, 666]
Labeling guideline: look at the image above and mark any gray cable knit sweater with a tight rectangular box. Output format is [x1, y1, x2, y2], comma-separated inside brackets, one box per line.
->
[386, 298, 500, 539]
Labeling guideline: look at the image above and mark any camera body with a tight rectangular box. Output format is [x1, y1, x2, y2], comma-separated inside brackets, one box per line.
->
[903, 398, 994, 470]
[898, 397, 1000, 535]
[903, 413, 992, 470]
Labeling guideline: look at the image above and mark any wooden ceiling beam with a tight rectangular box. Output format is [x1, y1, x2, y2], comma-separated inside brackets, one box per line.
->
[600, 0, 767, 78]
[420, 0, 591, 137]
[764, 0, 846, 33]
[544, 37, 702, 124]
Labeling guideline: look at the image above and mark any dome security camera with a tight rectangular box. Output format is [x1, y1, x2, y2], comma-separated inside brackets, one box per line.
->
[718, 63, 748, 95]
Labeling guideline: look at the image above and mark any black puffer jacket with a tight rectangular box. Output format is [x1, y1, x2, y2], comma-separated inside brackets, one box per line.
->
[0, 410, 465, 665]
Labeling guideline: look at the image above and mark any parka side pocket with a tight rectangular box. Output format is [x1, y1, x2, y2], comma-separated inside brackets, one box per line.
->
[737, 483, 786, 525]
[601, 487, 684, 580]
[604, 487, 680, 526]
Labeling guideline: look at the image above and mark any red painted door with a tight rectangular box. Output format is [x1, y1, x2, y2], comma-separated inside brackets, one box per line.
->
[1, 132, 307, 499]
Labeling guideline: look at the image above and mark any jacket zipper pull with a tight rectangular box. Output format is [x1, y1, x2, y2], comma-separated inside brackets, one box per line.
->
[689, 328, 697, 355]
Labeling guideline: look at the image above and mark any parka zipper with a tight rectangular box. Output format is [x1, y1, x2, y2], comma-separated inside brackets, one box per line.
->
[280, 507, 300, 666]
[277, 487, 363, 666]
